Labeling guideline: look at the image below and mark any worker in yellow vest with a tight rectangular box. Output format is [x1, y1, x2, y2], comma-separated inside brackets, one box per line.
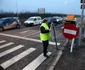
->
[40, 19, 50, 58]
[73, 17, 76, 25]
[74, 17, 76, 22]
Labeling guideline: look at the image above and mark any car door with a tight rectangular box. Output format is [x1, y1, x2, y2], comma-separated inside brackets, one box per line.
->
[11, 18, 17, 28]
[3, 19, 11, 29]
[37, 17, 41, 24]
[33, 18, 38, 25]
[35, 18, 40, 24]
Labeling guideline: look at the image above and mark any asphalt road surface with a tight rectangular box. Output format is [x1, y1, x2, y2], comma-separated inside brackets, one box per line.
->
[53, 18, 85, 70]
[0, 23, 66, 70]
[0, 17, 82, 70]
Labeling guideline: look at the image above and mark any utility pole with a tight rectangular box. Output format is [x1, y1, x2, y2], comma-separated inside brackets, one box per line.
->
[52, 23, 58, 50]
[79, 0, 85, 46]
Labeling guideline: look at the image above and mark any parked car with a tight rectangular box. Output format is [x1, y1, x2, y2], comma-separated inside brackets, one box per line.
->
[42, 17, 59, 27]
[52, 16, 63, 23]
[0, 17, 21, 31]
[24, 16, 42, 26]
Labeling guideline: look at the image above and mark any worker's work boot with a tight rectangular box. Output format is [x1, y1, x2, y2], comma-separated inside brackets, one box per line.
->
[43, 53, 49, 58]
[44, 55, 49, 58]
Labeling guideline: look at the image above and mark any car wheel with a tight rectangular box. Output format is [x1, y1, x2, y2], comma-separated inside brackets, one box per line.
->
[1, 27, 4, 31]
[0, 27, 4, 31]
[16, 24, 20, 29]
[31, 23, 34, 26]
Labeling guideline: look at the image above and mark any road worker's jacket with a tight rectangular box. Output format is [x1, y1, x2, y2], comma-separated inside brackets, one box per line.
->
[40, 23, 50, 41]
[74, 17, 76, 22]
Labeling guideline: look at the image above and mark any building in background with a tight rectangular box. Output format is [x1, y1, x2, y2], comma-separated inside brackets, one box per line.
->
[38, 8, 45, 14]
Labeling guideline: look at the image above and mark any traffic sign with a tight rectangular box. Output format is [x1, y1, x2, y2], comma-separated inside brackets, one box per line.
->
[81, 0, 85, 3]
[62, 24, 78, 39]
[81, 5, 85, 9]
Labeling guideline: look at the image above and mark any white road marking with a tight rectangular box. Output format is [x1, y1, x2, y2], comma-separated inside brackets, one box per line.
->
[19, 30, 30, 34]
[49, 41, 60, 46]
[0, 33, 60, 46]
[0, 40, 6, 43]
[0, 45, 24, 57]
[0, 42, 14, 49]
[64, 29, 77, 35]
[22, 52, 51, 70]
[61, 26, 64, 29]
[48, 50, 62, 70]
[1, 48, 36, 69]
[23, 31, 39, 37]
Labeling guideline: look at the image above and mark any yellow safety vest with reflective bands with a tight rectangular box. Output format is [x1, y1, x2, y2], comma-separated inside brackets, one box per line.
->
[74, 17, 76, 22]
[40, 23, 50, 41]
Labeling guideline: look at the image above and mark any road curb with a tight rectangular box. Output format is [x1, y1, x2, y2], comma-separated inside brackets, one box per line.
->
[47, 50, 62, 70]
[46, 39, 69, 70]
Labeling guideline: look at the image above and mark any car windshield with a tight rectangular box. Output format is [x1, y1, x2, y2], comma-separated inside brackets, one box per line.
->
[53, 17, 62, 21]
[47, 18, 51, 22]
[43, 17, 51, 22]
[55, 17, 61, 19]
[0, 19, 4, 23]
[27, 18, 34, 21]
[14, 17, 18, 20]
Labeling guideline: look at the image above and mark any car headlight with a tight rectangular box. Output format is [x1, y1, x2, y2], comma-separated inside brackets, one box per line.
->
[57, 19, 59, 22]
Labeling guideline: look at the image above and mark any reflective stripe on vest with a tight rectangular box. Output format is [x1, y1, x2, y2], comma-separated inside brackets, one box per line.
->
[40, 23, 50, 41]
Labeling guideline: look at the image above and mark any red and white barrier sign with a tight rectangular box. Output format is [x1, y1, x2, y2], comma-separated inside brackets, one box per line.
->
[62, 24, 78, 39]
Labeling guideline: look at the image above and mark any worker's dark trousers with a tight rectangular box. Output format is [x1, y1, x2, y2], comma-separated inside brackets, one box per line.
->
[42, 40, 49, 56]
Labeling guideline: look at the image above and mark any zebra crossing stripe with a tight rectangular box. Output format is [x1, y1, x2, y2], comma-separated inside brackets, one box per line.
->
[49, 41, 60, 46]
[0, 33, 61, 46]
[22, 52, 51, 70]
[0, 42, 14, 49]
[1, 48, 36, 69]
[0, 45, 24, 57]
[0, 40, 6, 43]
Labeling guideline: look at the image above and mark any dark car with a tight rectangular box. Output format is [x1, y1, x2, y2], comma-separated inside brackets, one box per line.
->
[0, 17, 21, 31]
[52, 16, 63, 23]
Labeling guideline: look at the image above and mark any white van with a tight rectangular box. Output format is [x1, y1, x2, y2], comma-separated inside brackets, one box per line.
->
[24, 16, 42, 26]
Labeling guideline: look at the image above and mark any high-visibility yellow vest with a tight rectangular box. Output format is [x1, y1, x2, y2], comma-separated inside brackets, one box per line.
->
[40, 23, 50, 41]
[74, 17, 76, 22]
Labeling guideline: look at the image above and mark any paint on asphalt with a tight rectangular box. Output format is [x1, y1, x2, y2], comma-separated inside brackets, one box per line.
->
[0, 33, 60, 46]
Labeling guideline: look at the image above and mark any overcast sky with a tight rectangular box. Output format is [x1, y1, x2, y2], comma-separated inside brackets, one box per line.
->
[0, 0, 82, 15]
